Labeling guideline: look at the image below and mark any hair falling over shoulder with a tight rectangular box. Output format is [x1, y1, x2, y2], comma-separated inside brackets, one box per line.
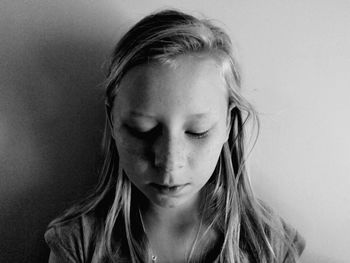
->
[47, 9, 302, 263]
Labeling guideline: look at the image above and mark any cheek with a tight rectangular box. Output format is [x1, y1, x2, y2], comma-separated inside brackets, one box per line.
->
[114, 133, 150, 178]
[188, 138, 224, 177]
[189, 124, 227, 166]
[115, 130, 145, 153]
[112, 117, 150, 158]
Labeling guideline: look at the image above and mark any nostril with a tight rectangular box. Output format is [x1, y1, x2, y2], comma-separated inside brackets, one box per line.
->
[154, 152, 185, 171]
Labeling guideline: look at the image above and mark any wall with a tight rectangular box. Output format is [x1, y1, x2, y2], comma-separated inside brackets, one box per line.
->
[1, 1, 349, 262]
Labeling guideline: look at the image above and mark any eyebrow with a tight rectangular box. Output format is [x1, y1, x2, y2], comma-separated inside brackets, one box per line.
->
[127, 111, 155, 118]
[188, 113, 213, 119]
[127, 111, 213, 119]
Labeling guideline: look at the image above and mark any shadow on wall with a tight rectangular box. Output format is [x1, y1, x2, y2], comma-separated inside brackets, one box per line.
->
[0, 8, 122, 263]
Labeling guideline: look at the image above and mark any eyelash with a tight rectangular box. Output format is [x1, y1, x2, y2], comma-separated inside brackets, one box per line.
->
[186, 130, 210, 139]
[126, 126, 209, 140]
[126, 126, 156, 139]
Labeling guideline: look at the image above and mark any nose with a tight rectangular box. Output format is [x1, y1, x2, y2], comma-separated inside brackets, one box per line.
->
[153, 132, 185, 172]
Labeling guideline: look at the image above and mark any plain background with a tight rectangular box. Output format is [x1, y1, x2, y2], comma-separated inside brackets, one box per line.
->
[1, 0, 349, 262]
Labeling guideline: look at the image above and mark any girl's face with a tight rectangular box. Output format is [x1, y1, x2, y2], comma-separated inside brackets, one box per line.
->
[112, 55, 230, 209]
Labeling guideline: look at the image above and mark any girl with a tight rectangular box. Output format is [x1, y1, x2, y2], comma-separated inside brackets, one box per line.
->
[45, 9, 305, 263]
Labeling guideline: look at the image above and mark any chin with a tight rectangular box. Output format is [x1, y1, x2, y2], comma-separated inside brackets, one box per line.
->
[150, 192, 200, 210]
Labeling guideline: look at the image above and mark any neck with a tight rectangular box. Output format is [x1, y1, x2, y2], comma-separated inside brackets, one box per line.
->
[141, 195, 201, 233]
[138, 196, 203, 262]
[138, 194, 221, 262]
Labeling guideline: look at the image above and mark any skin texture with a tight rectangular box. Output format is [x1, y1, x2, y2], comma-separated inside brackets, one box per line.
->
[112, 55, 230, 210]
[111, 55, 231, 262]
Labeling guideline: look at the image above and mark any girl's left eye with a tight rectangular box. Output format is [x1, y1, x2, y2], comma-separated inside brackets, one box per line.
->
[186, 130, 210, 139]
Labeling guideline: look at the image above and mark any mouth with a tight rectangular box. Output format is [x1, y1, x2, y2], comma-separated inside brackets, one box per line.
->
[149, 183, 189, 195]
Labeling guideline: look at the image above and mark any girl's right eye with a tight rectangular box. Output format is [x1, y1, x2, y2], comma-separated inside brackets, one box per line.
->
[125, 125, 158, 139]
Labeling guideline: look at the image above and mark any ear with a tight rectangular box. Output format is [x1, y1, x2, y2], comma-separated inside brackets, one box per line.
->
[225, 103, 235, 142]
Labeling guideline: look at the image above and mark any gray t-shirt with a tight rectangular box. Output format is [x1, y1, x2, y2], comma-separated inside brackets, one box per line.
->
[45, 212, 305, 262]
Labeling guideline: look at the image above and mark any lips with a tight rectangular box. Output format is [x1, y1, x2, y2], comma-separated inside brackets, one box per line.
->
[149, 183, 188, 195]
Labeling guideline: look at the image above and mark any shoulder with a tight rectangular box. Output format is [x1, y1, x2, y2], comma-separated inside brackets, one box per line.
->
[281, 218, 306, 254]
[258, 201, 306, 261]
[269, 215, 306, 262]
[44, 212, 103, 262]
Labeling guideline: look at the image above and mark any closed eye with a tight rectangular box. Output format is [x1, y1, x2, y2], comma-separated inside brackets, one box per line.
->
[186, 130, 210, 139]
[125, 125, 159, 139]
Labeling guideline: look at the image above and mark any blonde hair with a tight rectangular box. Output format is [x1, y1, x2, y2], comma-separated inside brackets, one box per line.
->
[48, 9, 301, 262]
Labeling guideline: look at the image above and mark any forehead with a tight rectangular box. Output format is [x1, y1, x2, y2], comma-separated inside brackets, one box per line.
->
[114, 55, 228, 117]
